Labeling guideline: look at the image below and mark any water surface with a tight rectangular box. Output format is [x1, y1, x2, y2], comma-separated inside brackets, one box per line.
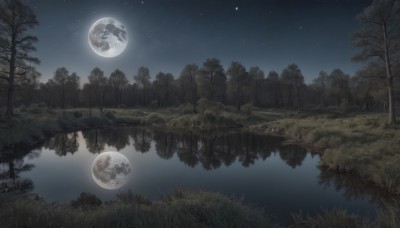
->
[1, 127, 394, 224]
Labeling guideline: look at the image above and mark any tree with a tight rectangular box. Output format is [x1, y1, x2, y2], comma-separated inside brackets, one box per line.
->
[352, 0, 400, 124]
[88, 67, 107, 112]
[312, 71, 329, 107]
[280, 64, 304, 108]
[0, 0, 40, 117]
[82, 83, 94, 115]
[109, 69, 128, 107]
[15, 70, 40, 106]
[327, 69, 350, 106]
[227, 61, 248, 111]
[153, 72, 174, 107]
[67, 72, 80, 108]
[266, 71, 280, 107]
[53, 67, 69, 109]
[248, 66, 265, 107]
[197, 58, 226, 103]
[179, 64, 199, 112]
[133, 67, 151, 106]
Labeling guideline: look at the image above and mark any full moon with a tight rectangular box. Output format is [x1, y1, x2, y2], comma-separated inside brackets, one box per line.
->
[88, 17, 128, 58]
[91, 151, 131, 190]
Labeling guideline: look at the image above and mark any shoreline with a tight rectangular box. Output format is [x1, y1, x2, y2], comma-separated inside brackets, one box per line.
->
[1, 107, 399, 197]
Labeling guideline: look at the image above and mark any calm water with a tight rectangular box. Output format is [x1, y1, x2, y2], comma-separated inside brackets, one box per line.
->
[0, 127, 395, 224]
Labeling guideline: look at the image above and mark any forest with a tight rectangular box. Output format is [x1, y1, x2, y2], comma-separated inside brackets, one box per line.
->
[0, 60, 398, 116]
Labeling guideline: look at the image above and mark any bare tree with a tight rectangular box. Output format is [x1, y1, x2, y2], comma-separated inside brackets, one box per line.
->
[0, 0, 40, 117]
[352, 0, 400, 124]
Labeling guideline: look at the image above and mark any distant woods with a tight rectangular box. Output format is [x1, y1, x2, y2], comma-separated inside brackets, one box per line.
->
[2, 60, 398, 114]
[0, 0, 399, 123]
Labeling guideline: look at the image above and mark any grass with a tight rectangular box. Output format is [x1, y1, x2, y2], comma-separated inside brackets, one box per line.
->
[291, 207, 400, 228]
[250, 112, 400, 195]
[0, 190, 279, 228]
[1, 190, 399, 228]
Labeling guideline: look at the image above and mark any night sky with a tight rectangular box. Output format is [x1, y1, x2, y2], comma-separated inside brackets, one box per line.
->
[26, 0, 370, 83]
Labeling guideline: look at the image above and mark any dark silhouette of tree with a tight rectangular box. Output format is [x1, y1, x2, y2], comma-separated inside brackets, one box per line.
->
[82, 83, 94, 115]
[279, 145, 307, 168]
[198, 58, 226, 103]
[248, 67, 265, 107]
[67, 72, 80, 108]
[45, 132, 79, 156]
[266, 71, 280, 107]
[88, 67, 107, 112]
[153, 72, 174, 107]
[53, 67, 69, 110]
[109, 69, 128, 107]
[352, 0, 400, 124]
[178, 64, 199, 113]
[0, 0, 40, 117]
[82, 129, 106, 153]
[154, 132, 176, 159]
[102, 128, 130, 151]
[280, 63, 304, 108]
[134, 67, 151, 106]
[131, 128, 151, 153]
[327, 69, 350, 106]
[14, 70, 40, 106]
[227, 61, 248, 111]
[353, 62, 388, 111]
[312, 71, 329, 107]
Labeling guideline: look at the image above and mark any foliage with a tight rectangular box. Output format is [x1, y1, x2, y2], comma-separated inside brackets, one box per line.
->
[70, 192, 102, 209]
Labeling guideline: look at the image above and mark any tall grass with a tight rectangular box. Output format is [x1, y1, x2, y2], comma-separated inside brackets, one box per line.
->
[0, 190, 279, 228]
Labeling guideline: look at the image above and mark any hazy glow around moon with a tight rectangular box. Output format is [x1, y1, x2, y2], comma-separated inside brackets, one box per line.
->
[88, 17, 128, 58]
[91, 151, 131, 190]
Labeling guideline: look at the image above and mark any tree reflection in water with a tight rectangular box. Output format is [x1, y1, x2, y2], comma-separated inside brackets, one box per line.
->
[0, 149, 36, 193]
[44, 132, 79, 156]
[4, 127, 399, 214]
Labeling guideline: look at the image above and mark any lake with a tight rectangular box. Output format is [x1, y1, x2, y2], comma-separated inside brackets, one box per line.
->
[0, 127, 394, 225]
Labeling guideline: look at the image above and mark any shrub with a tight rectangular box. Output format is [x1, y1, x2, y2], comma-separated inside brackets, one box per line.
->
[241, 103, 253, 115]
[71, 192, 102, 209]
[177, 103, 193, 114]
[117, 189, 152, 206]
[146, 113, 165, 125]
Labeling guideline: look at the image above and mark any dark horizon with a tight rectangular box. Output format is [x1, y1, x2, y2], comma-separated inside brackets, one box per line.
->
[27, 0, 370, 83]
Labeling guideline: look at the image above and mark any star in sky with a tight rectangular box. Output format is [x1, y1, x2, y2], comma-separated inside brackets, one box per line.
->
[235, 6, 239, 11]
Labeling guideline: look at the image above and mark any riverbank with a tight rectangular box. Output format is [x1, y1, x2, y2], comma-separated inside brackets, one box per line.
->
[1, 106, 400, 197]
[250, 112, 400, 195]
[0, 104, 276, 151]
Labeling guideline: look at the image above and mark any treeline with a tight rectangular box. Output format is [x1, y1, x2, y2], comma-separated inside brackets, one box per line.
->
[0, 59, 397, 113]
